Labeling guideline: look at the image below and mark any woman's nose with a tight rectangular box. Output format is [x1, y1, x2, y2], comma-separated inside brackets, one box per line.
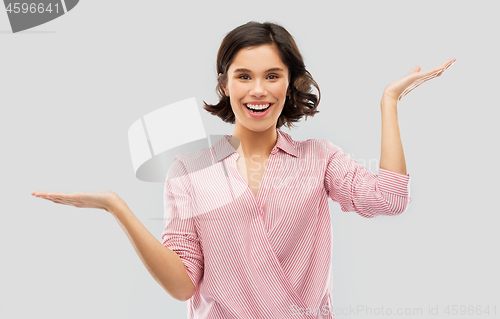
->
[250, 80, 267, 97]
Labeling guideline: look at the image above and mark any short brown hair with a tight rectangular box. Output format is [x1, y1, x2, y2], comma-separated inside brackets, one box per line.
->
[203, 21, 321, 129]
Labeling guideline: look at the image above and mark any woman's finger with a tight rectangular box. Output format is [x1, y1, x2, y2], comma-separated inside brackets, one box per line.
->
[442, 58, 456, 69]
[32, 190, 113, 212]
[33, 191, 62, 198]
[32, 191, 47, 197]
[426, 58, 456, 76]
[33, 191, 70, 199]
[36, 194, 66, 203]
[33, 191, 74, 205]
[399, 74, 439, 101]
[398, 59, 455, 101]
[414, 58, 455, 79]
[398, 72, 440, 101]
[409, 66, 421, 74]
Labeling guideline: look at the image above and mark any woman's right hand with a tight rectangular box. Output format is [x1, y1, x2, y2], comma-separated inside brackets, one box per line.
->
[31, 190, 121, 214]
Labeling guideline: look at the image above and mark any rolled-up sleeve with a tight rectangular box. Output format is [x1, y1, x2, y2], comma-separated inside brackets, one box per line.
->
[323, 140, 412, 218]
[161, 157, 204, 288]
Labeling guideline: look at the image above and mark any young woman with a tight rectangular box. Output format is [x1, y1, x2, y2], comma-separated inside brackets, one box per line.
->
[32, 21, 455, 319]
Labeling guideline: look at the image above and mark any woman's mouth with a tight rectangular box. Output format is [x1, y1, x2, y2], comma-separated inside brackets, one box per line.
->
[244, 103, 272, 113]
[244, 103, 273, 118]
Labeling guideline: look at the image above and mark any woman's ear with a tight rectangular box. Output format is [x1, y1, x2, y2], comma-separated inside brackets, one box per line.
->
[219, 73, 229, 97]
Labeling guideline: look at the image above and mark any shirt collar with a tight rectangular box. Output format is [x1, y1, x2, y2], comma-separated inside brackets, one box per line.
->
[212, 128, 299, 163]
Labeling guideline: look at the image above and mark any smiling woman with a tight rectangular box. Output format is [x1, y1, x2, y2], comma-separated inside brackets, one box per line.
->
[203, 21, 321, 131]
[161, 20, 453, 319]
[223, 44, 290, 132]
[32, 19, 455, 319]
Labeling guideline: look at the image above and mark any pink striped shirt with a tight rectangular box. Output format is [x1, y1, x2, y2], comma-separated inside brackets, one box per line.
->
[162, 128, 412, 318]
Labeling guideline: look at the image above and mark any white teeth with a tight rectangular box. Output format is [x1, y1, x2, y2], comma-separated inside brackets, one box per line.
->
[246, 103, 270, 110]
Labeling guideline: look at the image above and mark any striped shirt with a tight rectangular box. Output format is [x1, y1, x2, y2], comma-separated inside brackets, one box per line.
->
[162, 128, 412, 318]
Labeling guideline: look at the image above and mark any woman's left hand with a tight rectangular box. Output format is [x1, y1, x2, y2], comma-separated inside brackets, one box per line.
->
[383, 58, 456, 102]
[31, 190, 120, 213]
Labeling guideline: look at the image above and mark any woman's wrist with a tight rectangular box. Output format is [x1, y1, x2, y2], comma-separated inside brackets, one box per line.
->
[381, 94, 399, 114]
[381, 91, 399, 105]
[105, 192, 126, 216]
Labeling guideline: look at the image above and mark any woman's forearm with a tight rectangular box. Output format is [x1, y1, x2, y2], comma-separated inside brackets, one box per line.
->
[379, 95, 407, 175]
[108, 196, 195, 301]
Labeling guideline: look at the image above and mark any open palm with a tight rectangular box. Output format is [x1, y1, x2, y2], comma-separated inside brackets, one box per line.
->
[383, 58, 456, 101]
[31, 190, 118, 213]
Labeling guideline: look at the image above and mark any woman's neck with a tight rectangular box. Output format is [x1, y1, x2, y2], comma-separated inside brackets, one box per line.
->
[229, 125, 278, 161]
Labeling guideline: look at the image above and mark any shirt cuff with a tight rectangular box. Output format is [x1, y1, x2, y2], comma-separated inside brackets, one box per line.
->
[378, 168, 411, 197]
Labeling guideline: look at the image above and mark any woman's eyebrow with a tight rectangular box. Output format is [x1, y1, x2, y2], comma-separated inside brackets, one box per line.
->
[234, 67, 285, 73]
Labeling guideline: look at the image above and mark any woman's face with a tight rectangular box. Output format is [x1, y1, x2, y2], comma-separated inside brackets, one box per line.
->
[222, 44, 289, 133]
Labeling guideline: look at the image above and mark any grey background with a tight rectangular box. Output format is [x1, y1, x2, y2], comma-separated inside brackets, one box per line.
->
[1, 1, 498, 318]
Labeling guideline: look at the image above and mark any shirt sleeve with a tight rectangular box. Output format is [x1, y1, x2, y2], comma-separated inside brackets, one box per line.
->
[161, 157, 204, 289]
[323, 140, 412, 218]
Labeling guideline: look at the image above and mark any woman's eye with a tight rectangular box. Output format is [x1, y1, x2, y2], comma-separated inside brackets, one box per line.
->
[267, 75, 278, 79]
[239, 75, 250, 80]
